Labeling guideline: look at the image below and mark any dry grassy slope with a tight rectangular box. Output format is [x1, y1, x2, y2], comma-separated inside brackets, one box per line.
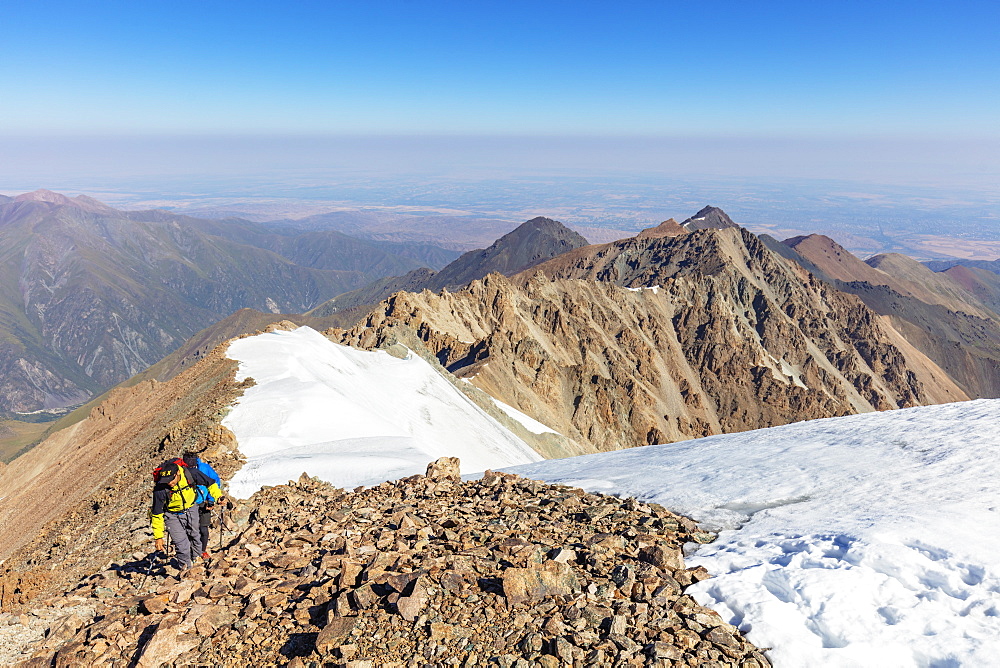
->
[866, 252, 999, 320]
[338, 228, 965, 454]
[0, 421, 49, 464]
[786, 234, 996, 320]
[776, 235, 1000, 399]
[0, 345, 250, 609]
[942, 265, 1000, 315]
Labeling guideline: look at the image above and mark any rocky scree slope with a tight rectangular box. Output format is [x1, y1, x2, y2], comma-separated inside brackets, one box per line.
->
[0, 342, 251, 610]
[335, 226, 963, 454]
[6, 460, 768, 668]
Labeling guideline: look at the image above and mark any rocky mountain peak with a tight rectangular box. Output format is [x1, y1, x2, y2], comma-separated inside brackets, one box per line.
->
[681, 206, 739, 232]
[339, 222, 962, 455]
[497, 216, 590, 248]
[425, 216, 590, 291]
[520, 215, 569, 232]
[636, 218, 686, 240]
[305, 217, 591, 318]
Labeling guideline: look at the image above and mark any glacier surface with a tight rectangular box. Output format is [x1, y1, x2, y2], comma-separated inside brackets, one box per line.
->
[222, 327, 541, 498]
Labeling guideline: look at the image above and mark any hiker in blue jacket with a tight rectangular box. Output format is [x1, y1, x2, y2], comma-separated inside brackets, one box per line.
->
[182, 450, 225, 557]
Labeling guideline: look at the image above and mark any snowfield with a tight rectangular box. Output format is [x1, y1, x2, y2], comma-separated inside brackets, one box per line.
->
[508, 399, 1000, 667]
[222, 327, 541, 498]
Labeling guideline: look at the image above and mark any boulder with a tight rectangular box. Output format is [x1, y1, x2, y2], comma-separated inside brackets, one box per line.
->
[502, 560, 581, 606]
[316, 616, 358, 654]
[425, 456, 461, 481]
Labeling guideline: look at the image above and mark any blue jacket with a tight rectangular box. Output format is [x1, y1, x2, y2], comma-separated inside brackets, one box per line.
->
[194, 459, 223, 504]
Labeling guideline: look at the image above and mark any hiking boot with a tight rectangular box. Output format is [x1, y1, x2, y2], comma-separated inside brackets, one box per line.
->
[201, 551, 211, 560]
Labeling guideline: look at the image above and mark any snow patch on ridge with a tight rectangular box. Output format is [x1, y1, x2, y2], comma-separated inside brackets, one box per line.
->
[507, 399, 1000, 667]
[222, 327, 541, 498]
[490, 397, 559, 435]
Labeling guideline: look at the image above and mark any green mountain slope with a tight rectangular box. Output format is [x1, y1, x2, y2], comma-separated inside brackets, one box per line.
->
[0, 191, 445, 413]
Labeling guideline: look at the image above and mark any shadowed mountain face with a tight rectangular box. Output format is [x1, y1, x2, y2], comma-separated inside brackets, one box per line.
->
[309, 268, 437, 318]
[309, 216, 590, 315]
[426, 217, 590, 291]
[336, 225, 966, 454]
[0, 192, 452, 413]
[680, 206, 739, 232]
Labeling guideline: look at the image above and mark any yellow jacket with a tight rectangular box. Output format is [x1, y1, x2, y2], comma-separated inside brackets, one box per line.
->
[149, 468, 223, 539]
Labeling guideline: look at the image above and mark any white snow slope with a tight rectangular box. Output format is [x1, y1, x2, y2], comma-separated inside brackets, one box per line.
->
[222, 327, 541, 498]
[507, 399, 1000, 667]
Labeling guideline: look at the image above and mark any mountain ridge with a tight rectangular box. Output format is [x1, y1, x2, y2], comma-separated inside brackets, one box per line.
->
[335, 225, 966, 453]
[777, 233, 1000, 399]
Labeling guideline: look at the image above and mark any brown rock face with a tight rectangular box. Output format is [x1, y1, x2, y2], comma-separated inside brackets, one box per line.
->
[503, 561, 582, 607]
[336, 228, 958, 454]
[9, 464, 769, 667]
[316, 616, 358, 653]
[134, 614, 200, 668]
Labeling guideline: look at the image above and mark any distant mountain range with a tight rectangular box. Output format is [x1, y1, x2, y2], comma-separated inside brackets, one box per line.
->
[309, 216, 589, 316]
[105, 202, 1000, 456]
[7, 190, 1000, 455]
[0, 190, 457, 414]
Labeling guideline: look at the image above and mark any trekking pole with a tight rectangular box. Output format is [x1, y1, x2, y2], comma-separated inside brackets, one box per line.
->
[138, 551, 160, 591]
[218, 504, 226, 551]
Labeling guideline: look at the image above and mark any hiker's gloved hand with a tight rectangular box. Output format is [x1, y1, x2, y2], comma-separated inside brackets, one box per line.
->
[155, 538, 165, 552]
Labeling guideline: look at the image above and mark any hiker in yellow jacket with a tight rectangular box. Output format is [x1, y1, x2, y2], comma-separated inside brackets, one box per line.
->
[150, 459, 223, 569]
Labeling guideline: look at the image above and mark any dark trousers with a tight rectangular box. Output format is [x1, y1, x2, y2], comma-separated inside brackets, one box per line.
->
[199, 504, 212, 552]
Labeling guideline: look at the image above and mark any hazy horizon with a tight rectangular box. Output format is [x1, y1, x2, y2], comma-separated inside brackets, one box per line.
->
[2, 2, 997, 256]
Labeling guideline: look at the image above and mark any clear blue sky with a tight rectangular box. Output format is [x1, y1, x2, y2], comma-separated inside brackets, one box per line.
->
[2, 0, 998, 137]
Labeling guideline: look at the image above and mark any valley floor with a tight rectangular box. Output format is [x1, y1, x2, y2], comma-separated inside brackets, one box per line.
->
[0, 421, 50, 464]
